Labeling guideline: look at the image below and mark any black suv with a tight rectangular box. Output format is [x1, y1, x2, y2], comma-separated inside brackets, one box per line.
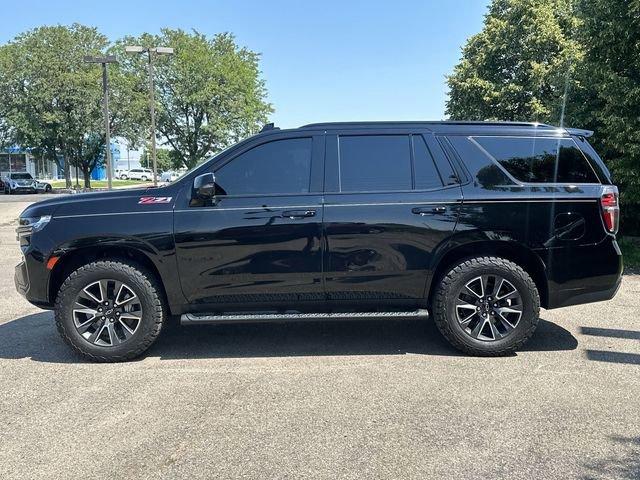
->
[15, 121, 622, 361]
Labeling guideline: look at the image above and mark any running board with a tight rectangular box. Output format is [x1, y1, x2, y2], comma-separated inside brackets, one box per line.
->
[180, 309, 429, 325]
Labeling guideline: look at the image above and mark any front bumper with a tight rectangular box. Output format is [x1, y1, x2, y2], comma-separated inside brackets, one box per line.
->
[11, 186, 37, 193]
[15, 257, 53, 309]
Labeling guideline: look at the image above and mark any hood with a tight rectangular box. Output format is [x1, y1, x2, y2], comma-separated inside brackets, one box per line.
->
[20, 185, 178, 220]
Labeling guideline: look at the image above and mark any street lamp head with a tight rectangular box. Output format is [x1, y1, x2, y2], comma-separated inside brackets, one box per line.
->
[154, 47, 174, 55]
[125, 45, 146, 53]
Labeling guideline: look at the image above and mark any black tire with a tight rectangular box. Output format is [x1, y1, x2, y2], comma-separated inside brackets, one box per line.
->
[45, 183, 52, 192]
[120, 174, 128, 180]
[141, 175, 148, 181]
[432, 256, 540, 356]
[54, 260, 165, 362]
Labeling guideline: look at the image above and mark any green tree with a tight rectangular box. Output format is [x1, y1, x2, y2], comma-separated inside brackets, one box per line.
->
[0, 24, 138, 188]
[113, 29, 272, 169]
[446, 0, 582, 124]
[568, 0, 640, 231]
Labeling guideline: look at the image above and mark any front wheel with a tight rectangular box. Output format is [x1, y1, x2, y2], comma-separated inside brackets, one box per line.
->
[432, 256, 540, 356]
[54, 260, 165, 362]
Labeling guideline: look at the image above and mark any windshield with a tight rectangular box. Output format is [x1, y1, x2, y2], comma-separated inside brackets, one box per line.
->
[10, 173, 33, 180]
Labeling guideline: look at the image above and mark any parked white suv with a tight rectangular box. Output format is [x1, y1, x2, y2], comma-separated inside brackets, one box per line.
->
[119, 168, 156, 181]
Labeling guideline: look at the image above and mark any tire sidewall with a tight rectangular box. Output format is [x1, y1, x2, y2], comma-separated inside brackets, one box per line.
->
[56, 263, 162, 359]
[441, 261, 538, 352]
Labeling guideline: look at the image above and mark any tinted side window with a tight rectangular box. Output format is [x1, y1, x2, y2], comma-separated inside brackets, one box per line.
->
[339, 135, 411, 192]
[474, 137, 599, 183]
[412, 135, 444, 190]
[215, 138, 312, 195]
[446, 136, 515, 189]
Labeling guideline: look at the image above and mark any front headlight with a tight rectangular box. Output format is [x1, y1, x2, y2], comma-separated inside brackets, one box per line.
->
[17, 215, 52, 237]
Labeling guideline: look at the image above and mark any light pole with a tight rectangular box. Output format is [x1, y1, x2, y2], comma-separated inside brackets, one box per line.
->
[125, 45, 174, 187]
[84, 55, 117, 190]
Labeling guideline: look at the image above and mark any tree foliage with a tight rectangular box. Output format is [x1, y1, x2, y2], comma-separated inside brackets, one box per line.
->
[0, 24, 141, 187]
[0, 25, 272, 185]
[570, 0, 640, 230]
[113, 29, 272, 169]
[446, 0, 582, 123]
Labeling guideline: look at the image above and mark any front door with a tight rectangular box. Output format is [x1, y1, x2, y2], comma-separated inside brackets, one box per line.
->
[174, 134, 325, 310]
[322, 130, 462, 308]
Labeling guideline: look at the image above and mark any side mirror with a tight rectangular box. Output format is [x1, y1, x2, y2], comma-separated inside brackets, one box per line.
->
[193, 172, 216, 201]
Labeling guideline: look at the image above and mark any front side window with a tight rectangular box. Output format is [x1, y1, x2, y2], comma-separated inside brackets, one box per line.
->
[338, 135, 412, 192]
[215, 137, 312, 195]
[474, 136, 599, 183]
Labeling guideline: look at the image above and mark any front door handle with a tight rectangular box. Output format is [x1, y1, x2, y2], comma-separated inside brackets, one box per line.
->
[282, 209, 316, 219]
[412, 206, 447, 216]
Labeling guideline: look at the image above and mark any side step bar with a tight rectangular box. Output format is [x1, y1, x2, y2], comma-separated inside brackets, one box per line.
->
[181, 309, 429, 325]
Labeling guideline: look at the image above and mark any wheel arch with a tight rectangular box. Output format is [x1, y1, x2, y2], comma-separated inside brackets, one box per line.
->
[48, 245, 171, 313]
[427, 240, 549, 309]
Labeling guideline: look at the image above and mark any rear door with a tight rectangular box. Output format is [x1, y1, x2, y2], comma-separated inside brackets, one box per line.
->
[174, 132, 325, 310]
[322, 129, 462, 308]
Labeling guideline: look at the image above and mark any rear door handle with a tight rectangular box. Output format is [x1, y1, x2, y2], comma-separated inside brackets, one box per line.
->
[412, 206, 447, 216]
[282, 209, 316, 219]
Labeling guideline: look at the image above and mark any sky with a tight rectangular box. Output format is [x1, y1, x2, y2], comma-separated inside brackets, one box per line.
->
[0, 0, 491, 130]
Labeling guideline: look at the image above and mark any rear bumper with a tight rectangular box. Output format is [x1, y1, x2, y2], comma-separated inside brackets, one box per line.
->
[545, 236, 623, 309]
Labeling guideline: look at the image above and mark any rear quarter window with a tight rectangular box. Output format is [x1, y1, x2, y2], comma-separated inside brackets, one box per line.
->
[473, 136, 599, 184]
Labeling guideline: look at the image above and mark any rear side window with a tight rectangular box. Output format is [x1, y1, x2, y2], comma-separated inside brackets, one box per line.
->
[215, 137, 312, 195]
[412, 135, 444, 190]
[473, 136, 599, 183]
[338, 135, 412, 192]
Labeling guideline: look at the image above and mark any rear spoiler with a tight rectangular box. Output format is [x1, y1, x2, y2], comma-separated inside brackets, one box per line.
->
[565, 127, 594, 138]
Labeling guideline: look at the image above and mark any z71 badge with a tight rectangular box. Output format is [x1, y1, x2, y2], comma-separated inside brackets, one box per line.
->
[138, 196, 172, 204]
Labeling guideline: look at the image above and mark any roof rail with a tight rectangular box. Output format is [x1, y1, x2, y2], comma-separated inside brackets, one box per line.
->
[300, 120, 556, 129]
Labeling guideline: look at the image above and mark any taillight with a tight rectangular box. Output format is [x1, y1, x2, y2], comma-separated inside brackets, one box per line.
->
[600, 186, 619, 234]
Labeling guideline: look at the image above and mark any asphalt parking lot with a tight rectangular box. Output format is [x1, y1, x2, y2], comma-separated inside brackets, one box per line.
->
[0, 194, 638, 480]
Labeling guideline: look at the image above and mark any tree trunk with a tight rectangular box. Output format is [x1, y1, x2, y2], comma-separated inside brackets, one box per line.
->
[63, 156, 71, 189]
[82, 165, 91, 189]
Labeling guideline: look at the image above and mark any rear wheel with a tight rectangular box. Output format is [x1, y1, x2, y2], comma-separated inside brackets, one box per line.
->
[120, 174, 128, 180]
[54, 260, 165, 362]
[432, 256, 540, 356]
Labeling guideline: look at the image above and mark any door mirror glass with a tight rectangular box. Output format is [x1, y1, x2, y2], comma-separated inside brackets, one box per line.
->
[193, 172, 216, 200]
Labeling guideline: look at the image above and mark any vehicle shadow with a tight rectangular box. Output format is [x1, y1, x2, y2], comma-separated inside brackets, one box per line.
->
[0, 311, 577, 363]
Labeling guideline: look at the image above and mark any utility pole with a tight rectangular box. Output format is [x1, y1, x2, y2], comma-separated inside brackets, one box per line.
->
[125, 46, 174, 187]
[147, 49, 158, 186]
[84, 55, 117, 190]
